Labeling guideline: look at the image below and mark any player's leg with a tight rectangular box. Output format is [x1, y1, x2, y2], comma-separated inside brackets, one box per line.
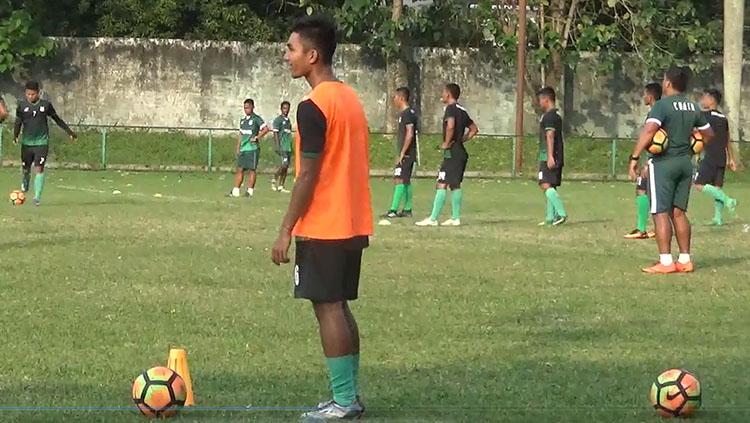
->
[399, 157, 415, 217]
[539, 163, 566, 225]
[673, 162, 694, 272]
[548, 167, 567, 225]
[445, 159, 467, 225]
[416, 161, 449, 226]
[32, 147, 48, 205]
[342, 302, 360, 397]
[231, 151, 248, 197]
[626, 166, 651, 238]
[278, 153, 291, 193]
[20, 146, 33, 192]
[297, 239, 364, 419]
[244, 151, 258, 196]
[643, 159, 677, 273]
[694, 161, 724, 225]
[384, 163, 406, 218]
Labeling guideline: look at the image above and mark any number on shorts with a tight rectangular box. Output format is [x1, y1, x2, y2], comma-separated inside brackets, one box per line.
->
[538, 171, 543, 180]
[39, 157, 45, 164]
[394, 167, 402, 177]
[437, 171, 446, 181]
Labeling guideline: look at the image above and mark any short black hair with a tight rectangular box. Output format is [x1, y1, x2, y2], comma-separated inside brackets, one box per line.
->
[395, 86, 410, 102]
[25, 81, 40, 91]
[280, 101, 290, 108]
[645, 83, 662, 101]
[536, 87, 556, 102]
[291, 15, 337, 66]
[244, 98, 254, 107]
[664, 66, 689, 92]
[445, 83, 461, 100]
[703, 88, 722, 105]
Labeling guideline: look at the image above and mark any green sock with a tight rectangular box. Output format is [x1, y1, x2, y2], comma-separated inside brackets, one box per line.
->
[451, 189, 463, 220]
[22, 171, 31, 191]
[403, 185, 413, 211]
[352, 353, 360, 396]
[429, 189, 447, 221]
[702, 184, 727, 204]
[325, 355, 356, 406]
[389, 184, 406, 212]
[714, 199, 724, 223]
[545, 196, 554, 223]
[636, 194, 649, 232]
[34, 173, 46, 200]
[545, 188, 567, 218]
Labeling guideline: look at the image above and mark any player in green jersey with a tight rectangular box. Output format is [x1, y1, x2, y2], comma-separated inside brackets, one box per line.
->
[629, 67, 714, 274]
[694, 89, 738, 226]
[13, 81, 77, 206]
[229, 98, 269, 198]
[536, 87, 567, 226]
[624, 83, 661, 239]
[271, 101, 293, 193]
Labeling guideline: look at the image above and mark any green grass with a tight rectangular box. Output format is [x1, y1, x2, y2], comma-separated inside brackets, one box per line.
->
[1, 169, 749, 422]
[1, 125, 639, 176]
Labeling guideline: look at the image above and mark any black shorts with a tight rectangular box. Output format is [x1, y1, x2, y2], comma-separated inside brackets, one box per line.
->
[437, 158, 468, 187]
[394, 155, 416, 184]
[694, 161, 725, 187]
[636, 175, 649, 192]
[22, 146, 49, 169]
[538, 162, 562, 187]
[294, 236, 369, 303]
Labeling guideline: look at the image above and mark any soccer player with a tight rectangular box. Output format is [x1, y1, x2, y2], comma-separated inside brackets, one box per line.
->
[271, 101, 293, 193]
[415, 83, 478, 226]
[229, 99, 268, 198]
[536, 87, 567, 226]
[694, 89, 737, 226]
[0, 95, 8, 122]
[271, 16, 372, 420]
[628, 67, 713, 274]
[14, 81, 77, 206]
[624, 83, 662, 239]
[383, 86, 418, 218]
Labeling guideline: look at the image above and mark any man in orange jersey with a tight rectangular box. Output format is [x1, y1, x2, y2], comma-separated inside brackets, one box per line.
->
[272, 16, 373, 420]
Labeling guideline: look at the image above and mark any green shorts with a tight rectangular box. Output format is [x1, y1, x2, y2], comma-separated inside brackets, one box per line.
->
[648, 156, 693, 214]
[237, 150, 259, 171]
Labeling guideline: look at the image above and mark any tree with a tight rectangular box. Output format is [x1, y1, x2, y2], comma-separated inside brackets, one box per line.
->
[724, 0, 744, 163]
[0, 2, 55, 76]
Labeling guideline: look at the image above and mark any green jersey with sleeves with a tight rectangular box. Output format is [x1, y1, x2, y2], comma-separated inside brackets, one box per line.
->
[272, 114, 293, 152]
[239, 113, 266, 152]
[646, 95, 710, 159]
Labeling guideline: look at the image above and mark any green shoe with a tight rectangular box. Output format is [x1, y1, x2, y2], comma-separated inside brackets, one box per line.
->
[726, 198, 738, 217]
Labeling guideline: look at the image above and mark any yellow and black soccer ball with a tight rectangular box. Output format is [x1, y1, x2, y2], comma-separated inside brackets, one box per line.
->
[648, 129, 669, 155]
[690, 129, 704, 154]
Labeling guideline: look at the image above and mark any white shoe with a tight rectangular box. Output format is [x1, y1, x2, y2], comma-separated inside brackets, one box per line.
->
[278, 187, 290, 193]
[441, 218, 461, 226]
[415, 217, 438, 226]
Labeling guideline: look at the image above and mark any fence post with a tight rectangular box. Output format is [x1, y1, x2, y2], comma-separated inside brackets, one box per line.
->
[207, 130, 213, 172]
[610, 139, 617, 179]
[101, 128, 107, 170]
[511, 136, 517, 178]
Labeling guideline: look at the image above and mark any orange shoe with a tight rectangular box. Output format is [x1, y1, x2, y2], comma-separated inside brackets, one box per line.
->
[642, 262, 677, 274]
[675, 262, 694, 273]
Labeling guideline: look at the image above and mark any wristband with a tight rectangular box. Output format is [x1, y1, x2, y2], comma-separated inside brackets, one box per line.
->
[629, 155, 640, 162]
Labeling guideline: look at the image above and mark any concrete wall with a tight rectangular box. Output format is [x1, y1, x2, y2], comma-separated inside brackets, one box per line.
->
[1, 37, 747, 139]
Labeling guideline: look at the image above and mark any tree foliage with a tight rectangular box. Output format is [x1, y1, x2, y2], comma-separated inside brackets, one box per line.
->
[0, 1, 55, 74]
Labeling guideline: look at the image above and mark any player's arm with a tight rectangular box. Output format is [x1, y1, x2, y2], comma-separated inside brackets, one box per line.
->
[726, 121, 737, 171]
[272, 120, 281, 151]
[0, 98, 7, 122]
[441, 117, 455, 150]
[47, 104, 77, 139]
[257, 123, 270, 140]
[13, 104, 22, 144]
[272, 100, 325, 265]
[630, 122, 660, 179]
[463, 120, 478, 143]
[235, 132, 241, 155]
[398, 119, 415, 163]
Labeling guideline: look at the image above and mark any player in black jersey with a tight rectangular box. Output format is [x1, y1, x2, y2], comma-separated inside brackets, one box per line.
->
[694, 89, 737, 225]
[383, 87, 419, 219]
[416, 83, 478, 226]
[13, 81, 77, 205]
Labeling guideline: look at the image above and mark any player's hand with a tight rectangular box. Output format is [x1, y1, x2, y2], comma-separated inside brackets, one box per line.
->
[69, 133, 77, 142]
[395, 154, 404, 166]
[271, 228, 292, 265]
[728, 159, 737, 172]
[13, 137, 18, 145]
[546, 157, 556, 169]
[628, 160, 638, 181]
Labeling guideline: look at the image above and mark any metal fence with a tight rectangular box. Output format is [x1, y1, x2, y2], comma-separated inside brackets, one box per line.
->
[0, 123, 745, 178]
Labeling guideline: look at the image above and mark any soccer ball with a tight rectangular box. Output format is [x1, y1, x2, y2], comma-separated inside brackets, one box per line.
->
[648, 129, 669, 155]
[9, 190, 25, 206]
[649, 368, 701, 418]
[690, 130, 704, 154]
[132, 366, 187, 418]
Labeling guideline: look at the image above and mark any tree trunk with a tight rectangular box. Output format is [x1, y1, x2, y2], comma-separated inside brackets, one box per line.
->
[724, 0, 744, 165]
[385, 0, 406, 133]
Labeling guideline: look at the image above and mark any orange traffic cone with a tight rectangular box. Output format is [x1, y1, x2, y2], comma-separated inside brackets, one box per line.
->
[167, 347, 195, 406]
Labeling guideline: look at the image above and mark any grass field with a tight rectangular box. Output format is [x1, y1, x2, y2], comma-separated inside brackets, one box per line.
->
[1, 168, 749, 422]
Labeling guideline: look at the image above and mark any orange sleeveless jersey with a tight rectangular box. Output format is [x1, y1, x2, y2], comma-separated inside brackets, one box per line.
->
[293, 81, 373, 240]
